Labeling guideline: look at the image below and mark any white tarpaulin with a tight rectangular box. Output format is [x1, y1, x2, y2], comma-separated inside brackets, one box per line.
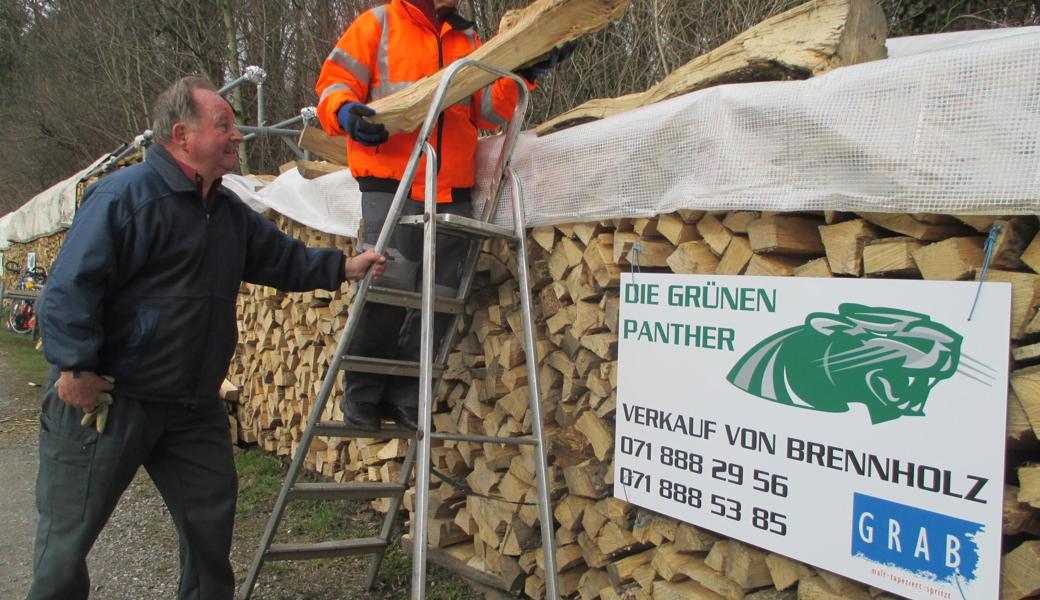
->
[0, 155, 107, 250]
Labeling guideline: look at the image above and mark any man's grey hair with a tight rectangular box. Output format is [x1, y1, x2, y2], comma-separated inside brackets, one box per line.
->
[151, 76, 218, 144]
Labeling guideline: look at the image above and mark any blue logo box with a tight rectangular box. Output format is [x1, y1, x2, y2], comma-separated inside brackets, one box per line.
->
[851, 493, 983, 582]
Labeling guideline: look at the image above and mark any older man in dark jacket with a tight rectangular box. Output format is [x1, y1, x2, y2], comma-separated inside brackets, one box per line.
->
[28, 76, 384, 600]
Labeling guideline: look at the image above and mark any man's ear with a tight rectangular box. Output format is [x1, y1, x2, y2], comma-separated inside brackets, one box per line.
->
[171, 122, 190, 149]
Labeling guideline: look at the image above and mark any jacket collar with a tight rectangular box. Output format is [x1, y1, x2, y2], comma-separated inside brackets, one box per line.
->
[146, 143, 198, 195]
[394, 0, 474, 33]
[146, 143, 227, 202]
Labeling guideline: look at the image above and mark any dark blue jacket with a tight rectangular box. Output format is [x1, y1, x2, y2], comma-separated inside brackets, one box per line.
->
[41, 144, 346, 403]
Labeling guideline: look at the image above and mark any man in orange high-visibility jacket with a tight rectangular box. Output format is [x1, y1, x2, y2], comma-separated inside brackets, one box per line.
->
[315, 0, 572, 432]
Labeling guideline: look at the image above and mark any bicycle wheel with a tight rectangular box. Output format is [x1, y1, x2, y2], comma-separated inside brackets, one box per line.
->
[4, 261, 20, 274]
[31, 267, 47, 285]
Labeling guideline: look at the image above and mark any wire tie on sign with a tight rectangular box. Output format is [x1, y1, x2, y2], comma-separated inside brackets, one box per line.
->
[630, 241, 643, 285]
[967, 222, 1002, 321]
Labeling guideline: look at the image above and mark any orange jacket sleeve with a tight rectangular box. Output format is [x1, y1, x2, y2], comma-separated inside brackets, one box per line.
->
[315, 10, 383, 136]
[469, 36, 534, 131]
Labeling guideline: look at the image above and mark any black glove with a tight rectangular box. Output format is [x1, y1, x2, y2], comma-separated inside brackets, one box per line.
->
[337, 102, 389, 147]
[517, 40, 578, 83]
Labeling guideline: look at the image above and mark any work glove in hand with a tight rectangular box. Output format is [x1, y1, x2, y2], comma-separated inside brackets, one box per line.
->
[80, 376, 116, 434]
[80, 391, 113, 433]
[56, 370, 114, 411]
[517, 40, 578, 82]
[337, 102, 389, 147]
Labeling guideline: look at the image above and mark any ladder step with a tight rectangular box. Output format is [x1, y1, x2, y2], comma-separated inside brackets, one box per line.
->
[314, 421, 415, 439]
[431, 432, 538, 446]
[342, 356, 444, 378]
[399, 213, 517, 241]
[367, 285, 464, 314]
[264, 538, 387, 561]
[288, 482, 405, 501]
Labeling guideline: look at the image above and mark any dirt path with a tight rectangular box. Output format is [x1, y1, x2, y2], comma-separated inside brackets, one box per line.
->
[0, 361, 41, 598]
[0, 350, 184, 599]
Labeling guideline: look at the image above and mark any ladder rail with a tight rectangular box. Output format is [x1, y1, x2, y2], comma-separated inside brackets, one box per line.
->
[509, 168, 560, 599]
[413, 141, 439, 600]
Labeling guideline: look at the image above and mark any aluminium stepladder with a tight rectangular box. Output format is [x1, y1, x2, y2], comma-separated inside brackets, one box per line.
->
[239, 58, 560, 600]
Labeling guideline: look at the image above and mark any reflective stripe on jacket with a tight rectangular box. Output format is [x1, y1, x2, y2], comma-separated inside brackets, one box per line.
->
[315, 0, 524, 202]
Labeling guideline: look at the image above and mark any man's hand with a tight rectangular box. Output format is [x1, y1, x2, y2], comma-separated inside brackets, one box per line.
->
[56, 370, 114, 412]
[337, 102, 389, 147]
[344, 249, 387, 280]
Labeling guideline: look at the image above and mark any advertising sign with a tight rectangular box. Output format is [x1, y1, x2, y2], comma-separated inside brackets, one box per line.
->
[614, 273, 1010, 600]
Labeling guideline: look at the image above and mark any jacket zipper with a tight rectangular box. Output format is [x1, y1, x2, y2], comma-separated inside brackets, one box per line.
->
[191, 194, 214, 399]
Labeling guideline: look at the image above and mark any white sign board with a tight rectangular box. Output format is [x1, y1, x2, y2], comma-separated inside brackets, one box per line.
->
[614, 273, 1010, 600]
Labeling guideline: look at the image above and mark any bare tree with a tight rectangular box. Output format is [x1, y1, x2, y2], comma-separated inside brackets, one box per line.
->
[0, 0, 1036, 215]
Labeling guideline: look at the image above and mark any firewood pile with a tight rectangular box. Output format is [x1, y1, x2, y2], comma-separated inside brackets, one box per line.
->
[1, 234, 65, 293]
[226, 209, 1040, 599]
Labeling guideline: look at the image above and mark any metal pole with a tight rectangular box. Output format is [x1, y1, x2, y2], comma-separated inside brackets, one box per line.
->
[411, 143, 438, 600]
[237, 126, 304, 137]
[218, 75, 249, 95]
[257, 81, 266, 127]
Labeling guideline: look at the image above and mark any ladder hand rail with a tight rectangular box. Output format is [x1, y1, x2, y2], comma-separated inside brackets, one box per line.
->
[509, 168, 560, 599]
[412, 140, 439, 599]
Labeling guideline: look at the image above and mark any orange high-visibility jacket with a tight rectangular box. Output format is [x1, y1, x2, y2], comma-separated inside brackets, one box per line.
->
[315, 0, 524, 202]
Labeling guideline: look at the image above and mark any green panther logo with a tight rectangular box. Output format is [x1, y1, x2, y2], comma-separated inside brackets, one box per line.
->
[727, 303, 987, 424]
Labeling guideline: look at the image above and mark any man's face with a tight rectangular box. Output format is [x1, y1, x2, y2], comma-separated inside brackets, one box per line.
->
[433, 0, 457, 15]
[183, 89, 243, 180]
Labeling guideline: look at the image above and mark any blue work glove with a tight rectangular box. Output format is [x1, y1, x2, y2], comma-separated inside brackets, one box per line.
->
[337, 102, 389, 147]
[517, 40, 578, 83]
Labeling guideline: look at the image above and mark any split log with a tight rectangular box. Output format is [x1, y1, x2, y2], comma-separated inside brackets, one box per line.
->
[818, 219, 876, 275]
[862, 237, 922, 276]
[747, 216, 824, 255]
[537, 0, 886, 134]
[651, 579, 727, 600]
[858, 212, 967, 241]
[1002, 541, 1040, 600]
[1021, 464, 1040, 509]
[911, 237, 985, 280]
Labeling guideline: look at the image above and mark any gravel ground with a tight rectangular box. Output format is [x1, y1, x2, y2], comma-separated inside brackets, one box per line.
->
[0, 343, 481, 600]
[0, 349, 183, 599]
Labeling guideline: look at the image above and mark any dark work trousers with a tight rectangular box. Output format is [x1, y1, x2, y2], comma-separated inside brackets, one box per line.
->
[343, 190, 472, 411]
[28, 385, 237, 600]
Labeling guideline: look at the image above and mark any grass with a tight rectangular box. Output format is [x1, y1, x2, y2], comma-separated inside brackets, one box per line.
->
[232, 447, 481, 600]
[0, 328, 50, 385]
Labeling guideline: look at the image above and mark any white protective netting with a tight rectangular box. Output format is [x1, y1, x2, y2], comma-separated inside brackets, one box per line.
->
[245, 26, 1040, 238]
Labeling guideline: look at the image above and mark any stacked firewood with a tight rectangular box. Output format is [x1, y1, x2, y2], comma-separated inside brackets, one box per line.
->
[226, 210, 1040, 599]
[1, 233, 65, 293]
